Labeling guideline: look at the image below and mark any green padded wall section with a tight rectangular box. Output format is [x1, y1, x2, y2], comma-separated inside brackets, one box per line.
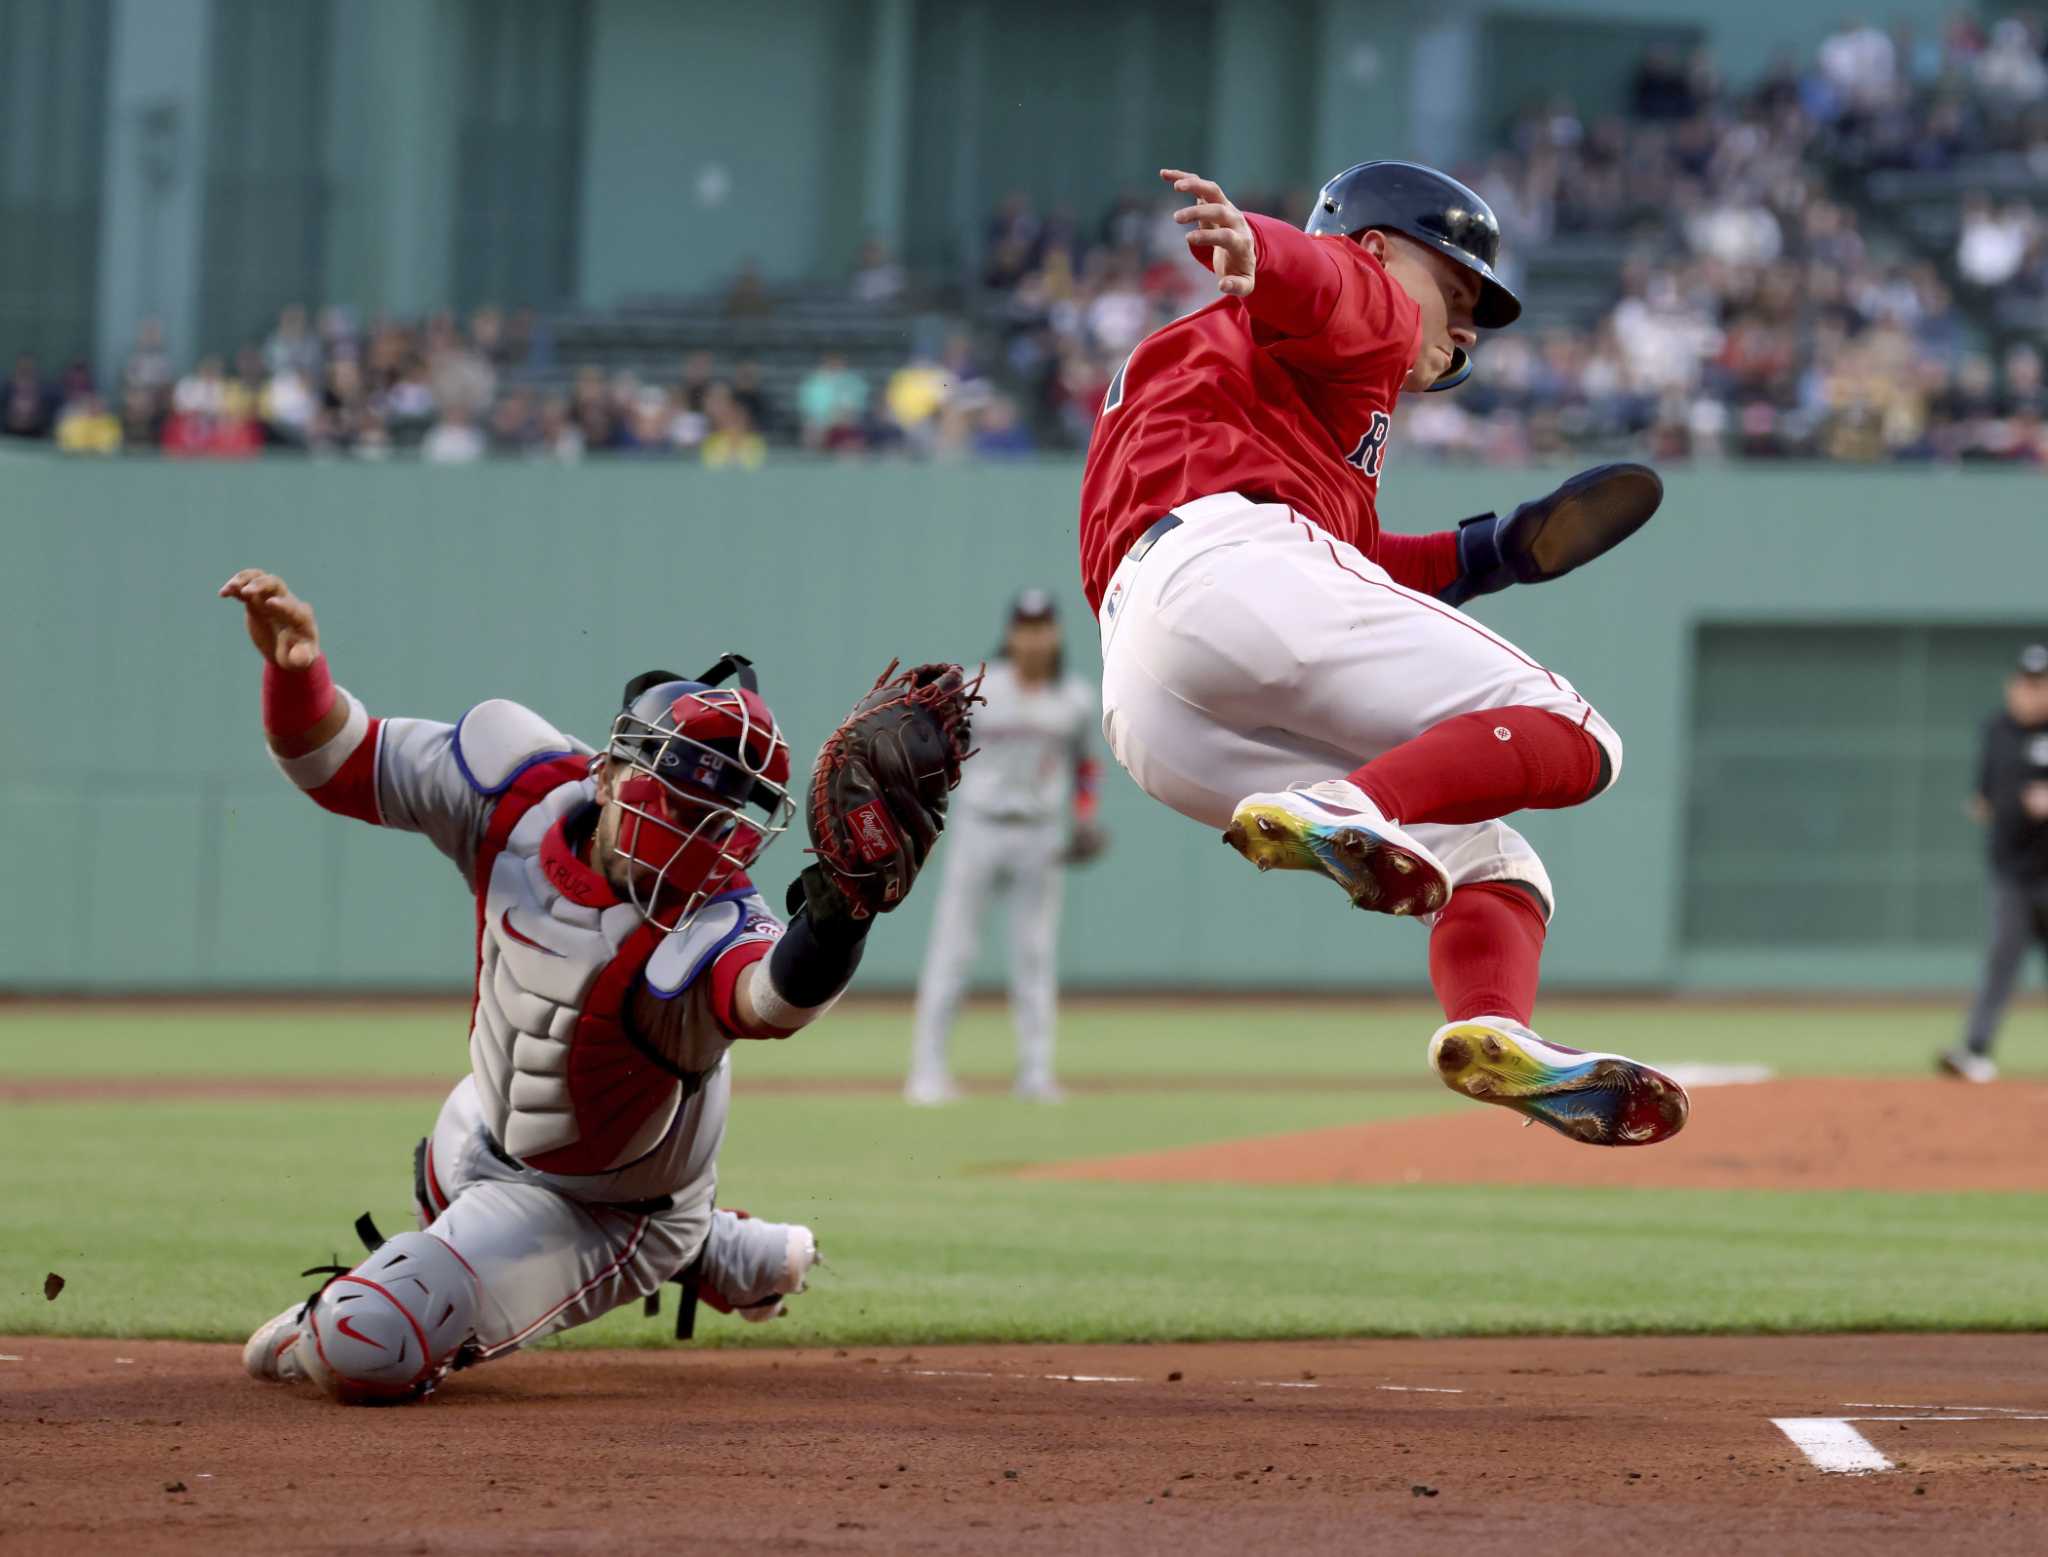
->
[1683, 623, 2030, 952]
[2, 452, 2040, 993]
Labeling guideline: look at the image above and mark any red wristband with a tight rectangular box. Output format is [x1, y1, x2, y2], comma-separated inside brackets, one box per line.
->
[263, 654, 336, 738]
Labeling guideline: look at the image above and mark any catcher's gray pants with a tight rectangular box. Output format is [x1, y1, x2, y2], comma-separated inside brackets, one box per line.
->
[1961, 877, 2048, 1056]
[911, 812, 1065, 1092]
[420, 1075, 791, 1357]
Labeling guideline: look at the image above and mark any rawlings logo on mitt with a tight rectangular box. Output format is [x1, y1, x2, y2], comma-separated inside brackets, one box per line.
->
[807, 660, 982, 918]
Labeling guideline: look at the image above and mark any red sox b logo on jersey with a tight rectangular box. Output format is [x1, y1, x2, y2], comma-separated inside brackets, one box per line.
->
[1345, 411, 1391, 478]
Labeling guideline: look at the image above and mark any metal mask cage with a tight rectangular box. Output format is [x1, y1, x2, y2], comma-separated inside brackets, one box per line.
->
[603, 691, 795, 929]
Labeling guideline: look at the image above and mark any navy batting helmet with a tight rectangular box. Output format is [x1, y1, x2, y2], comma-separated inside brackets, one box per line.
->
[1305, 160, 1522, 390]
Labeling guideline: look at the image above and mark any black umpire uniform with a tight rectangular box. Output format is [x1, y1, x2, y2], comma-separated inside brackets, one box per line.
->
[1945, 643, 2048, 1079]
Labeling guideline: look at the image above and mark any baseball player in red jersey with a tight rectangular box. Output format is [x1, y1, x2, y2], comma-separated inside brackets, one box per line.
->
[1082, 162, 1687, 1147]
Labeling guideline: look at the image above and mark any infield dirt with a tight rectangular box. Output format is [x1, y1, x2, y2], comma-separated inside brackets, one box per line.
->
[6, 1333, 2048, 1555]
[1028, 1077, 2048, 1193]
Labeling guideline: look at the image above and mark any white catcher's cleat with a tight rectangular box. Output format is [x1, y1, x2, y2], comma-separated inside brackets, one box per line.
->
[1224, 779, 1451, 917]
[701, 1212, 821, 1324]
[242, 1302, 311, 1383]
[736, 1223, 820, 1324]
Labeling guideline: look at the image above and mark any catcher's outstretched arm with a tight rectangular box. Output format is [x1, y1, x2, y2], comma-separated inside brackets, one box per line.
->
[220, 568, 349, 756]
[221, 567, 382, 822]
[218, 568, 579, 873]
[726, 866, 872, 1038]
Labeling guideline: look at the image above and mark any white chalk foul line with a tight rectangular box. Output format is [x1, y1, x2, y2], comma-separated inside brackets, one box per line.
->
[1843, 1415, 2048, 1423]
[904, 1369, 1140, 1385]
[906, 1372, 1463, 1393]
[1845, 1402, 2048, 1414]
[1773, 1418, 1893, 1474]
[1664, 1063, 1774, 1088]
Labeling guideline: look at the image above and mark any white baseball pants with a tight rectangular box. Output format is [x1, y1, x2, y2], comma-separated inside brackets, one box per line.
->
[1097, 492, 1624, 918]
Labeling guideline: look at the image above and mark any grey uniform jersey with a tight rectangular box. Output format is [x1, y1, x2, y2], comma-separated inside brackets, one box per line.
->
[271, 692, 798, 1361]
[956, 661, 1095, 823]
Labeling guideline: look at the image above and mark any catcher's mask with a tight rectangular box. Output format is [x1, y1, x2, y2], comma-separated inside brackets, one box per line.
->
[604, 653, 794, 929]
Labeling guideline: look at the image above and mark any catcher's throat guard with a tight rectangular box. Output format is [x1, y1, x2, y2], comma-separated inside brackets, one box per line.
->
[606, 653, 795, 928]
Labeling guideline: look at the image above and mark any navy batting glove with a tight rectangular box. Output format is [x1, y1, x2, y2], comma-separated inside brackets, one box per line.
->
[1438, 465, 1664, 608]
[1439, 511, 1515, 607]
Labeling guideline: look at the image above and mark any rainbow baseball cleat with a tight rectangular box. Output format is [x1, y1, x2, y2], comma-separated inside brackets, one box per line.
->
[1223, 780, 1450, 917]
[1427, 1017, 1689, 1147]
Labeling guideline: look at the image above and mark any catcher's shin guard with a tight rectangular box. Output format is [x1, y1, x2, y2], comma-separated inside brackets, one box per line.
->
[296, 1231, 481, 1404]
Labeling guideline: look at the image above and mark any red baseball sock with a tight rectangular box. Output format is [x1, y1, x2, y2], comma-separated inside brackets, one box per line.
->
[1428, 881, 1547, 1024]
[1349, 707, 1604, 826]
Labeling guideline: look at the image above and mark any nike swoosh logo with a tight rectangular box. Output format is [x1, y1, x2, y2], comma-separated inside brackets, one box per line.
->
[500, 908, 566, 957]
[334, 1315, 386, 1350]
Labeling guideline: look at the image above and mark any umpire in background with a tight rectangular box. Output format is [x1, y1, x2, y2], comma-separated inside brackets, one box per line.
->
[1941, 643, 2048, 1083]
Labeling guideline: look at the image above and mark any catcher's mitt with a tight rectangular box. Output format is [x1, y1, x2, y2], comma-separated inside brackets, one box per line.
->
[805, 660, 982, 918]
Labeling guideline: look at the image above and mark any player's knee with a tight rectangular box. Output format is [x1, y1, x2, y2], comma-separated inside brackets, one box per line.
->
[1588, 716, 1622, 795]
[298, 1232, 480, 1405]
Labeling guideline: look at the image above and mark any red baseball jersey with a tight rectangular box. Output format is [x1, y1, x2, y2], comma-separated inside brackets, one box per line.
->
[1079, 213, 1423, 610]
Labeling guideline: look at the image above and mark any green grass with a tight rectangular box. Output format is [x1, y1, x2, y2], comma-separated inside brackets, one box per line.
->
[4, 991, 2030, 1080]
[3, 997, 2045, 1346]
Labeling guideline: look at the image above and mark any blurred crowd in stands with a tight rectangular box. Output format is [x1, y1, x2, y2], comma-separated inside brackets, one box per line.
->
[11, 13, 2048, 468]
[3, 306, 795, 466]
[981, 10, 2048, 466]
[3, 293, 1037, 464]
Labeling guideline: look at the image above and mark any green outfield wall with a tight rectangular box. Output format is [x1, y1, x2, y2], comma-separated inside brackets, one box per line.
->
[2, 453, 2040, 995]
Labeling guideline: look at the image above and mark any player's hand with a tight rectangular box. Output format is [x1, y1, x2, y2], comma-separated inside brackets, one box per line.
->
[1162, 168, 1255, 298]
[218, 568, 322, 670]
[2023, 783, 2048, 821]
[1062, 821, 1110, 867]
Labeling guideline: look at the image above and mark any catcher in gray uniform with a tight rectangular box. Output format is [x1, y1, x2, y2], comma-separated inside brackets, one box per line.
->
[908, 591, 1105, 1103]
[221, 568, 976, 1403]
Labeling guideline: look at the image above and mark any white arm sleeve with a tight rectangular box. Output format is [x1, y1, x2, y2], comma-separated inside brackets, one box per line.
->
[749, 957, 841, 1034]
[270, 690, 371, 790]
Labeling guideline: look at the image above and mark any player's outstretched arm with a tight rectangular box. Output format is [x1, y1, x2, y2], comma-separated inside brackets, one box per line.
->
[218, 569, 533, 866]
[1163, 167, 1342, 338]
[1437, 464, 1664, 608]
[219, 568, 349, 757]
